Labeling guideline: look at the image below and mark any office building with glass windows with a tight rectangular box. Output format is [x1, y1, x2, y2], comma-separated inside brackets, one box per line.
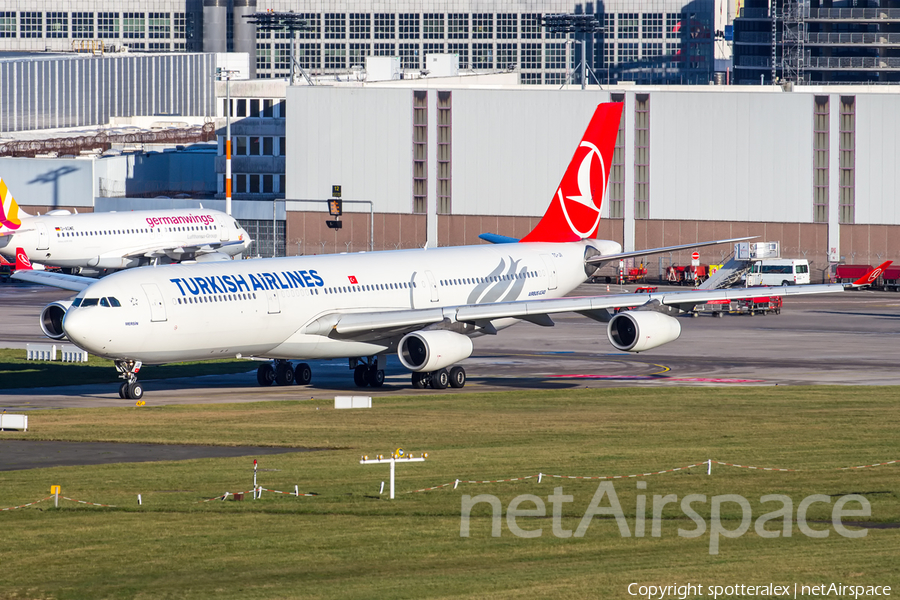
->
[0, 1, 718, 85]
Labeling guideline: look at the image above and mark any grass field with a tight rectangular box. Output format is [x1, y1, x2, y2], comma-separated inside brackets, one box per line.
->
[0, 348, 253, 389]
[1, 387, 898, 599]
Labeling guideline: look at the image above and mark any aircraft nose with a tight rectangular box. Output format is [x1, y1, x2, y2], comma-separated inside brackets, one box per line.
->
[62, 308, 103, 354]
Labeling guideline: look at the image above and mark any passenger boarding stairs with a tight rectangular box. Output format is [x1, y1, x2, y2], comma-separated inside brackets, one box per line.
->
[698, 254, 752, 290]
[698, 242, 781, 290]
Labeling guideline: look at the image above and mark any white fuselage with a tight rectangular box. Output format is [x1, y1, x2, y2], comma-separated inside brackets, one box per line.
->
[0, 209, 250, 270]
[60, 239, 621, 364]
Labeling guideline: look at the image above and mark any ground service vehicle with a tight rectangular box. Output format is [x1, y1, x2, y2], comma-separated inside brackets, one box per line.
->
[746, 259, 810, 286]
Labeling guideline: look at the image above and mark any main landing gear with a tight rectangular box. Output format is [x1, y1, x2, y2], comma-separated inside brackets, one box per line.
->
[411, 366, 466, 390]
[256, 360, 313, 387]
[351, 356, 385, 388]
[115, 359, 144, 400]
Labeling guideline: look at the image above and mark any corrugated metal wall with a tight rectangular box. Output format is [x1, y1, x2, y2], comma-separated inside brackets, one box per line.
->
[0, 53, 216, 133]
[287, 85, 900, 228]
[287, 86, 413, 214]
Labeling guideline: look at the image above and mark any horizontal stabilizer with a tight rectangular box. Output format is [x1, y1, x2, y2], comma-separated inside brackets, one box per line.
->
[478, 233, 520, 244]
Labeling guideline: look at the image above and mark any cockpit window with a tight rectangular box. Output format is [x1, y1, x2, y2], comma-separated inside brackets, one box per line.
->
[234, 221, 240, 229]
[100, 298, 110, 307]
[72, 298, 83, 307]
[82, 298, 99, 307]
[108, 297, 121, 307]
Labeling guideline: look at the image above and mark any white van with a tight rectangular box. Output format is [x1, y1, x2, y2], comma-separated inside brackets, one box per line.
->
[746, 259, 811, 286]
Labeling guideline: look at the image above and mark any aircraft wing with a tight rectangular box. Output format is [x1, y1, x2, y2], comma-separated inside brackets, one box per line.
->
[586, 236, 757, 264]
[311, 283, 844, 338]
[0, 228, 35, 237]
[119, 239, 245, 259]
[11, 269, 95, 291]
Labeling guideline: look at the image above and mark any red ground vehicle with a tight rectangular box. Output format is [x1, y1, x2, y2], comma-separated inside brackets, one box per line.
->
[834, 264, 874, 285]
[614, 286, 658, 313]
[693, 295, 782, 317]
[884, 266, 900, 291]
[665, 265, 707, 285]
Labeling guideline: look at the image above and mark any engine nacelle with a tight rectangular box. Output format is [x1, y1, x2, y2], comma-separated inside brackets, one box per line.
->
[398, 330, 474, 372]
[195, 252, 231, 263]
[607, 310, 681, 353]
[40, 300, 73, 340]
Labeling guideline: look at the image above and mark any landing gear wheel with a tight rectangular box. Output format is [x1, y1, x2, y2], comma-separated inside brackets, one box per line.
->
[275, 362, 294, 386]
[411, 372, 427, 389]
[257, 364, 275, 386]
[294, 363, 312, 386]
[127, 381, 143, 400]
[367, 367, 385, 388]
[119, 382, 128, 399]
[431, 368, 449, 389]
[354, 364, 369, 387]
[449, 366, 466, 388]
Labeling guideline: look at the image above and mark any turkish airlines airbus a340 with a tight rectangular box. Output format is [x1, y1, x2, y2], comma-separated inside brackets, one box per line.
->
[16, 103, 849, 400]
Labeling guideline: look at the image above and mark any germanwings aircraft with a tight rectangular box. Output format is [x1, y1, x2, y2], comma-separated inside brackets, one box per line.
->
[15, 103, 849, 401]
[0, 179, 251, 274]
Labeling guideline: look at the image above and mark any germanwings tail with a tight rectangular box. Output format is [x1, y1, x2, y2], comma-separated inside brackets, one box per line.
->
[0, 178, 30, 234]
[520, 102, 624, 243]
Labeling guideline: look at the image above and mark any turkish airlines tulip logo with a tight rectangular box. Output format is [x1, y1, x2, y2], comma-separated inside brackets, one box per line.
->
[558, 141, 606, 239]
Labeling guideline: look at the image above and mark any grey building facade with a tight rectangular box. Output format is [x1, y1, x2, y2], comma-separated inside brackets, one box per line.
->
[0, 52, 217, 133]
[0, 1, 719, 85]
[734, 0, 900, 84]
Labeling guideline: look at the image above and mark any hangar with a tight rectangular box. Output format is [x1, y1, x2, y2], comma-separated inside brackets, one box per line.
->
[286, 82, 900, 279]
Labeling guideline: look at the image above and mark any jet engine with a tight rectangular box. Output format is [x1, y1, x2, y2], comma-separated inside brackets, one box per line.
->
[195, 252, 231, 262]
[40, 300, 73, 340]
[607, 310, 681, 352]
[398, 330, 474, 372]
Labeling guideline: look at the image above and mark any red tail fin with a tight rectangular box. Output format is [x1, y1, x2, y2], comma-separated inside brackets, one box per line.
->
[520, 102, 624, 243]
[852, 260, 892, 286]
[15, 247, 33, 271]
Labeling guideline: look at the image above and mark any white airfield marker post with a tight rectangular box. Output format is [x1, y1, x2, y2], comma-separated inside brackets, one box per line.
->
[360, 449, 427, 499]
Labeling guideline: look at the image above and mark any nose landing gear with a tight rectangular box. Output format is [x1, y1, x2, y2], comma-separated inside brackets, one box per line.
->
[115, 359, 144, 400]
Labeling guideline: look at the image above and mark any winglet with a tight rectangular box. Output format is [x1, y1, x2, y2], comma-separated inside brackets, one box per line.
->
[848, 260, 892, 288]
[15, 247, 33, 271]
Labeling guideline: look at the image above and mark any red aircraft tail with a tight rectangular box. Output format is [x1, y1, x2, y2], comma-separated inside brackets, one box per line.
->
[520, 102, 624, 243]
[15, 247, 33, 271]
[851, 260, 892, 287]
